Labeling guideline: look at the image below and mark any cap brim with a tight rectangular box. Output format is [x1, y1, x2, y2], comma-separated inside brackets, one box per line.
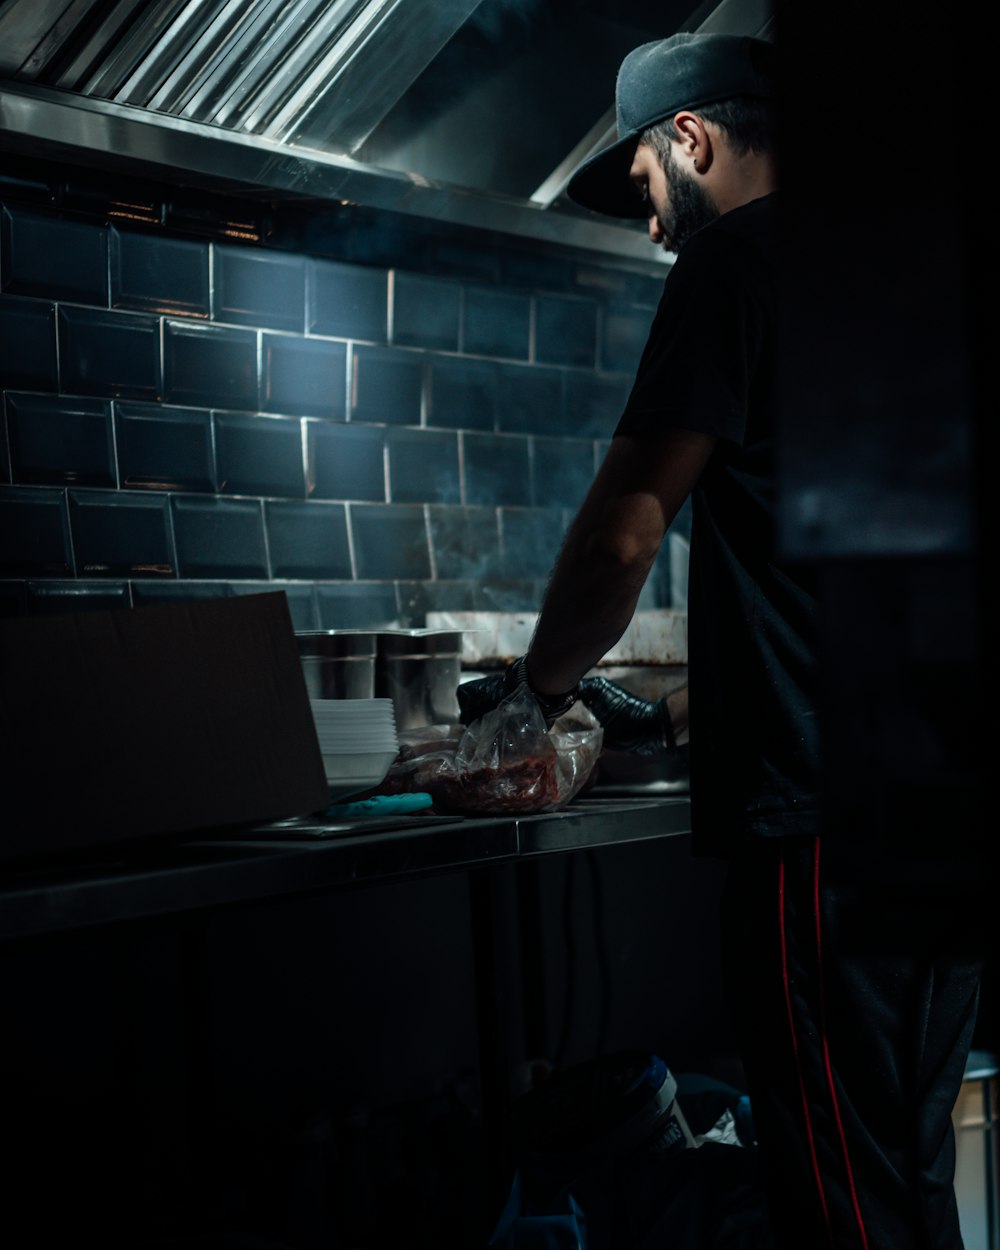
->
[565, 132, 648, 219]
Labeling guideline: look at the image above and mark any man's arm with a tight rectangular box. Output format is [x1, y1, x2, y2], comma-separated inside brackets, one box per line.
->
[525, 426, 716, 696]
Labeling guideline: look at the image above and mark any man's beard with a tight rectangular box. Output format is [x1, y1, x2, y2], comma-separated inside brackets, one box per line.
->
[658, 144, 720, 253]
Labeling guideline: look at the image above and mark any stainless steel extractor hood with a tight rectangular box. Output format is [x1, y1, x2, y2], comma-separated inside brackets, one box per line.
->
[0, 0, 774, 264]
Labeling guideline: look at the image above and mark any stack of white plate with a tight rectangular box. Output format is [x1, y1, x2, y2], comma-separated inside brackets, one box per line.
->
[309, 698, 399, 798]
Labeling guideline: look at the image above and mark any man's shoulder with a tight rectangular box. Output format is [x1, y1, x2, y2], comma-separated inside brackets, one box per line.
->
[699, 192, 775, 246]
[675, 194, 776, 278]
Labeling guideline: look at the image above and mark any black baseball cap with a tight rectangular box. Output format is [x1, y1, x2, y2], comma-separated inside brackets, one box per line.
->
[566, 32, 775, 219]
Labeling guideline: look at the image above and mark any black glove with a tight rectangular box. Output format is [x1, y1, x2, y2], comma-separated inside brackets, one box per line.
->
[457, 656, 580, 729]
[578, 676, 675, 756]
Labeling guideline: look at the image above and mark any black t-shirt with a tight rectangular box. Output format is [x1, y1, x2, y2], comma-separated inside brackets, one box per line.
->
[616, 194, 819, 855]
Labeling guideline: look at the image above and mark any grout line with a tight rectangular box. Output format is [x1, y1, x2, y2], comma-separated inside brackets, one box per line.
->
[259, 498, 273, 579]
[386, 269, 395, 344]
[109, 398, 121, 490]
[63, 487, 77, 578]
[53, 301, 62, 394]
[346, 341, 355, 420]
[208, 241, 216, 321]
[457, 430, 466, 506]
[344, 501, 358, 579]
[300, 417, 310, 497]
[424, 503, 437, 580]
[164, 489, 179, 577]
[382, 433, 392, 503]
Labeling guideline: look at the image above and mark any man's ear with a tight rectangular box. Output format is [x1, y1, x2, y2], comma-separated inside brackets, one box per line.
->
[672, 110, 711, 166]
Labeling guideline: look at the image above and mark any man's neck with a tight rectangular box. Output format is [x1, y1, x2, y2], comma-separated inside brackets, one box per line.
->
[711, 155, 776, 217]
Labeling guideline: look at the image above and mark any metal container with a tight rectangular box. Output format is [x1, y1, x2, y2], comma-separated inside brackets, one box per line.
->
[374, 629, 464, 730]
[295, 631, 377, 700]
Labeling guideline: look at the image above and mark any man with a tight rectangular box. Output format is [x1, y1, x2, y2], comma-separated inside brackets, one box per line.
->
[459, 31, 984, 1250]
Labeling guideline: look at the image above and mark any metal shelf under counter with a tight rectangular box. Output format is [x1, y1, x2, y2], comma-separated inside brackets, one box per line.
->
[0, 795, 690, 943]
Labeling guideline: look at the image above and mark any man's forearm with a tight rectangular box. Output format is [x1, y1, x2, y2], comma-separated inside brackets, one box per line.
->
[526, 511, 658, 696]
[523, 428, 715, 698]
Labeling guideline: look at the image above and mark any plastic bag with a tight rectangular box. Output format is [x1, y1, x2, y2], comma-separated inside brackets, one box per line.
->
[376, 686, 603, 815]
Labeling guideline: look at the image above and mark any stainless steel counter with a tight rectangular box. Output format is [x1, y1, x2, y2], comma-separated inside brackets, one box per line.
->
[0, 795, 691, 942]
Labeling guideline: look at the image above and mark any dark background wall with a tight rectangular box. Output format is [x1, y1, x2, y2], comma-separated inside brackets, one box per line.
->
[0, 153, 682, 627]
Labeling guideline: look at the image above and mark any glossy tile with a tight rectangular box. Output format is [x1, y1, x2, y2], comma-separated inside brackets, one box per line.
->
[214, 411, 305, 498]
[1, 207, 108, 305]
[396, 579, 477, 625]
[214, 245, 305, 332]
[532, 437, 596, 508]
[535, 294, 598, 368]
[116, 401, 214, 492]
[462, 432, 531, 507]
[69, 490, 173, 577]
[26, 580, 131, 614]
[263, 500, 351, 579]
[131, 580, 231, 607]
[501, 507, 566, 579]
[495, 363, 564, 435]
[426, 356, 496, 431]
[600, 304, 655, 374]
[392, 271, 460, 351]
[351, 345, 423, 425]
[59, 307, 161, 399]
[306, 420, 385, 502]
[171, 495, 268, 579]
[462, 286, 530, 360]
[111, 228, 210, 318]
[0, 487, 72, 576]
[262, 334, 346, 419]
[6, 392, 115, 488]
[350, 503, 430, 580]
[0, 296, 57, 392]
[427, 505, 501, 580]
[164, 320, 257, 410]
[229, 582, 317, 631]
[476, 578, 548, 612]
[500, 248, 575, 293]
[386, 428, 460, 505]
[563, 370, 632, 438]
[309, 258, 387, 342]
[316, 582, 399, 630]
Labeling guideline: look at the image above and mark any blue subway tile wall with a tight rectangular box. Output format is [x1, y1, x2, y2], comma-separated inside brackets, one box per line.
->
[1, 156, 676, 626]
[214, 412, 305, 499]
[2, 208, 108, 305]
[0, 297, 58, 392]
[262, 333, 346, 419]
[6, 393, 115, 488]
[116, 401, 215, 493]
[59, 307, 162, 400]
[68, 490, 174, 577]
[306, 420, 385, 502]
[351, 345, 422, 425]
[111, 229, 210, 319]
[387, 428, 460, 505]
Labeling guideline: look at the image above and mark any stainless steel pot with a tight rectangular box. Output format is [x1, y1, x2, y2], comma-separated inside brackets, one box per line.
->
[295, 631, 377, 700]
[374, 629, 464, 730]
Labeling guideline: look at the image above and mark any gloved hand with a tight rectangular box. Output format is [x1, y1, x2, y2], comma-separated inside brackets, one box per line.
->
[578, 676, 676, 755]
[457, 656, 580, 729]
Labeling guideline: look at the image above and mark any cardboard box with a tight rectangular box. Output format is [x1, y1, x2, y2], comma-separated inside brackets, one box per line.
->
[0, 591, 330, 860]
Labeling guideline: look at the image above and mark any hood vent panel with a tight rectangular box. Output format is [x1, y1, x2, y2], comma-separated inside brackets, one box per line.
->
[0, 0, 772, 262]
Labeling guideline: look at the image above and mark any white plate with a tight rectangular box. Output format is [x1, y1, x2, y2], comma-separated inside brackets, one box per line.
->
[322, 748, 398, 796]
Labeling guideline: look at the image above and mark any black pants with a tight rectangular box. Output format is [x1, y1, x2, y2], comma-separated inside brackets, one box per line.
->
[720, 835, 984, 1250]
